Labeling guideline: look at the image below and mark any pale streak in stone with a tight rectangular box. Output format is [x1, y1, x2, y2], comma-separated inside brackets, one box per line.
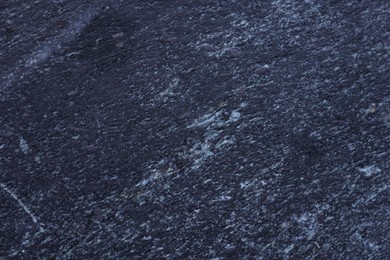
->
[0, 3, 104, 90]
[0, 182, 44, 232]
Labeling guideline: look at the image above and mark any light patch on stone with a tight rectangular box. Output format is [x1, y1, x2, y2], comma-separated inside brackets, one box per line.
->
[284, 244, 294, 254]
[187, 110, 223, 129]
[136, 169, 163, 187]
[229, 110, 241, 122]
[1, 3, 104, 90]
[352, 183, 388, 208]
[292, 212, 319, 241]
[239, 180, 251, 189]
[185, 105, 243, 170]
[203, 179, 213, 184]
[136, 159, 168, 187]
[215, 137, 235, 149]
[112, 32, 124, 39]
[34, 156, 41, 163]
[193, 13, 254, 58]
[357, 165, 381, 177]
[211, 193, 233, 203]
[19, 137, 30, 154]
[158, 78, 179, 98]
[216, 195, 232, 202]
[191, 142, 214, 170]
[148, 77, 180, 106]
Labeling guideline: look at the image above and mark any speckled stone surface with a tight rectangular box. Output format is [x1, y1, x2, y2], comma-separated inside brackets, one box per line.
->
[1, 0, 389, 258]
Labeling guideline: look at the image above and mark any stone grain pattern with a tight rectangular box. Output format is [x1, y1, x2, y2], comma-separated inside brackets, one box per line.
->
[1, 0, 389, 258]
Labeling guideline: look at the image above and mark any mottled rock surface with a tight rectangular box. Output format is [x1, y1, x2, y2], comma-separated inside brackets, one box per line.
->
[1, 0, 389, 258]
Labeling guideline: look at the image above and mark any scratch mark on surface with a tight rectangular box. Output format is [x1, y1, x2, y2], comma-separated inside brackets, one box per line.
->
[0, 182, 44, 232]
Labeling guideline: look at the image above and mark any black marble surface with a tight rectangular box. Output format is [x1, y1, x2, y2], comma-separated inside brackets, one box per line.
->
[1, 0, 389, 258]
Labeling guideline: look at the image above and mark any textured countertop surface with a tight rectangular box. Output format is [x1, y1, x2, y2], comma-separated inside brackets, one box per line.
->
[1, 0, 389, 258]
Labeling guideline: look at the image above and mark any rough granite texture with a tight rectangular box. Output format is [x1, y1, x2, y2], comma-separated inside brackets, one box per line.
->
[1, 0, 389, 259]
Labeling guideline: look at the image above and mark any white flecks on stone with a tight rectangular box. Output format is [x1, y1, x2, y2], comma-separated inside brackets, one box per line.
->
[240, 102, 248, 108]
[112, 32, 124, 38]
[306, 224, 317, 240]
[284, 244, 295, 254]
[291, 212, 319, 241]
[348, 143, 356, 151]
[187, 110, 223, 129]
[215, 137, 235, 149]
[65, 51, 81, 58]
[232, 19, 249, 28]
[357, 165, 381, 177]
[67, 89, 78, 96]
[352, 183, 388, 208]
[193, 13, 254, 58]
[34, 156, 41, 163]
[203, 179, 213, 184]
[191, 142, 214, 170]
[116, 41, 125, 48]
[220, 195, 232, 201]
[148, 77, 180, 106]
[366, 184, 388, 202]
[229, 110, 241, 122]
[72, 135, 80, 140]
[136, 159, 169, 187]
[27, 4, 102, 65]
[136, 169, 163, 187]
[212, 195, 233, 203]
[158, 78, 179, 98]
[143, 235, 152, 240]
[184, 105, 243, 170]
[19, 137, 30, 154]
[239, 180, 252, 189]
[1, 3, 104, 90]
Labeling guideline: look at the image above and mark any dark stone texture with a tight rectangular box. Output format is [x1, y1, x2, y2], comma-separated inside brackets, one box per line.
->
[1, 0, 389, 258]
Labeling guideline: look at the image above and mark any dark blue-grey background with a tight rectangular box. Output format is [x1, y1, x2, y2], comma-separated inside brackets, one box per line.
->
[1, 0, 389, 258]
